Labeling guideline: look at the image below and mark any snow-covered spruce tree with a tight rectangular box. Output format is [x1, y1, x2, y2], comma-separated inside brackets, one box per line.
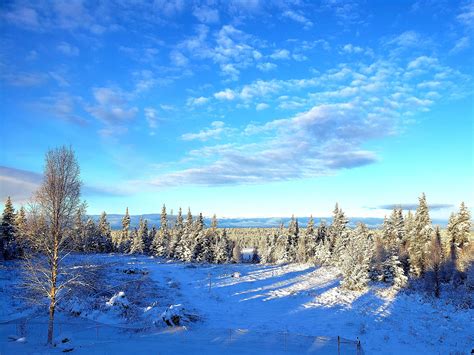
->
[214, 228, 231, 263]
[260, 233, 276, 264]
[314, 239, 331, 266]
[341, 223, 372, 291]
[274, 222, 290, 263]
[147, 226, 157, 255]
[14, 206, 27, 256]
[120, 207, 131, 253]
[86, 218, 101, 252]
[134, 218, 148, 254]
[199, 228, 214, 263]
[408, 193, 433, 278]
[1, 196, 18, 259]
[97, 212, 113, 253]
[169, 207, 184, 258]
[180, 208, 194, 262]
[153, 205, 170, 257]
[447, 202, 471, 250]
[207, 214, 219, 263]
[313, 219, 331, 265]
[70, 204, 86, 251]
[130, 227, 144, 254]
[381, 215, 394, 245]
[191, 213, 207, 262]
[330, 204, 350, 266]
[296, 233, 308, 263]
[303, 216, 317, 262]
[394, 208, 405, 244]
[386, 255, 408, 289]
[401, 210, 415, 274]
[287, 215, 299, 262]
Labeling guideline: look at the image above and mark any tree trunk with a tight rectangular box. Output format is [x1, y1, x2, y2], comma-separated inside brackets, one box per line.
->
[48, 232, 59, 345]
[47, 300, 55, 345]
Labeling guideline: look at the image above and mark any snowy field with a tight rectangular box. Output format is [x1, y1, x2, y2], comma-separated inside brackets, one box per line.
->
[1, 254, 473, 354]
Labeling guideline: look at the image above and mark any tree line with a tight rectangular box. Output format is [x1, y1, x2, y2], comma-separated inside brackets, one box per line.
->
[2, 192, 471, 295]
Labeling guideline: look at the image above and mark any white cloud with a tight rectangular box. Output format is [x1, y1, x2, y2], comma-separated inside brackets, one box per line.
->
[407, 56, 437, 69]
[270, 49, 290, 60]
[282, 10, 313, 29]
[187, 96, 209, 106]
[256, 103, 269, 111]
[154, 0, 185, 17]
[170, 50, 189, 67]
[342, 43, 363, 54]
[450, 36, 470, 54]
[193, 5, 219, 24]
[144, 107, 160, 130]
[85, 87, 138, 135]
[2, 72, 47, 87]
[457, 1, 474, 29]
[3, 6, 39, 29]
[57, 41, 79, 56]
[214, 89, 236, 100]
[257, 62, 277, 71]
[181, 121, 230, 141]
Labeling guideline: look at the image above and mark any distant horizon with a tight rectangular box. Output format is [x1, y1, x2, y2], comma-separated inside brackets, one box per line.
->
[85, 212, 454, 230]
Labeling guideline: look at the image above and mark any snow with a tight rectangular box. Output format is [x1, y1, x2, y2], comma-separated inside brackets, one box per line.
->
[106, 291, 130, 308]
[1, 254, 473, 354]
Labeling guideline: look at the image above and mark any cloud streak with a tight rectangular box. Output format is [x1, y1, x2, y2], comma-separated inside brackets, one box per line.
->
[0, 166, 130, 203]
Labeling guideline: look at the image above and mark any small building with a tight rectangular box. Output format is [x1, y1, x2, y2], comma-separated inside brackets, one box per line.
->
[241, 247, 259, 263]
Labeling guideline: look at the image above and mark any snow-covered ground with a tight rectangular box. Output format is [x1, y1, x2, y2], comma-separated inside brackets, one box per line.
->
[1, 254, 472, 354]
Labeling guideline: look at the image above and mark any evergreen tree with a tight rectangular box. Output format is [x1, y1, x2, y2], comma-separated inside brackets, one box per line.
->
[330, 204, 349, 265]
[208, 214, 219, 263]
[408, 193, 433, 277]
[447, 202, 471, 250]
[120, 207, 131, 253]
[1, 196, 17, 259]
[136, 218, 148, 254]
[97, 212, 113, 253]
[341, 223, 372, 291]
[214, 228, 231, 264]
[287, 215, 299, 262]
[130, 227, 144, 254]
[172, 208, 184, 259]
[147, 226, 157, 255]
[181, 208, 195, 262]
[70, 203, 87, 251]
[153, 205, 170, 257]
[15, 206, 27, 256]
[274, 222, 290, 263]
[168, 208, 183, 258]
[387, 255, 408, 289]
[191, 214, 206, 261]
[84, 218, 98, 252]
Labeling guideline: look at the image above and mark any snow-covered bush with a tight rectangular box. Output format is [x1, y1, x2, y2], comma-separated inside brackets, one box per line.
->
[161, 304, 185, 327]
[106, 291, 130, 308]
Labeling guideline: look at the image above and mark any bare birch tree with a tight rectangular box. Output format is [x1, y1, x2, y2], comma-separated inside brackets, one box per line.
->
[24, 146, 82, 345]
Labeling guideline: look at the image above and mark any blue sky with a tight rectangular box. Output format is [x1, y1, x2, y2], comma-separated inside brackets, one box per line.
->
[0, 0, 473, 219]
